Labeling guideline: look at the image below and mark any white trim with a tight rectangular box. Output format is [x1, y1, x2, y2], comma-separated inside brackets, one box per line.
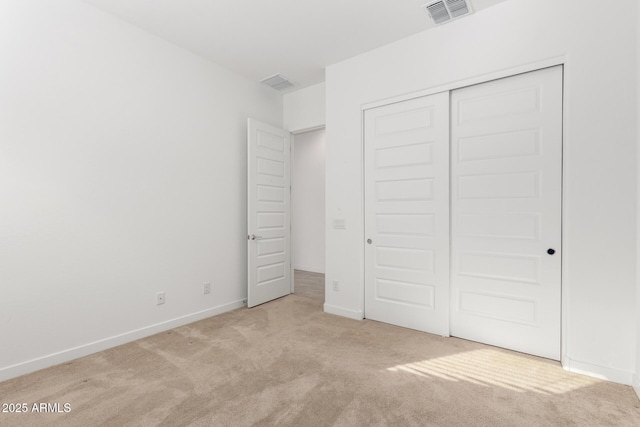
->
[291, 125, 325, 135]
[324, 303, 364, 320]
[632, 374, 640, 400]
[293, 265, 325, 274]
[362, 55, 566, 112]
[560, 57, 571, 377]
[290, 132, 296, 294]
[358, 100, 366, 323]
[562, 357, 633, 385]
[0, 300, 245, 383]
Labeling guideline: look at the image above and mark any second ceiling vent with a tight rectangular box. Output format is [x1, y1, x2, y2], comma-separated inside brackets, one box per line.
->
[423, 0, 472, 24]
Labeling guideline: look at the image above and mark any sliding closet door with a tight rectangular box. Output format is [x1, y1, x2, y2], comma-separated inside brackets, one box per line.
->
[364, 92, 450, 336]
[450, 66, 563, 360]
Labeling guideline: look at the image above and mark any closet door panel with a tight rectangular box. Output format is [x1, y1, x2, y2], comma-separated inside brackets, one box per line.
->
[450, 66, 563, 360]
[364, 93, 450, 336]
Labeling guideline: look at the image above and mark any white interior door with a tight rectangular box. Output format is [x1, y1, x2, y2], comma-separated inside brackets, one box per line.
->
[247, 119, 291, 308]
[364, 92, 450, 336]
[450, 66, 563, 360]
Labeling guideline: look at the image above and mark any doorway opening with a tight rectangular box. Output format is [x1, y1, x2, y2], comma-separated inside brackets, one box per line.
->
[291, 128, 326, 303]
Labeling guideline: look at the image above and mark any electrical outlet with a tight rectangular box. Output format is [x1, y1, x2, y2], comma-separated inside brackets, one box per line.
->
[203, 282, 211, 295]
[156, 292, 165, 305]
[333, 280, 339, 292]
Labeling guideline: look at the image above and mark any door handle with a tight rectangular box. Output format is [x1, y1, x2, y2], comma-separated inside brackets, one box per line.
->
[547, 248, 556, 255]
[250, 234, 263, 241]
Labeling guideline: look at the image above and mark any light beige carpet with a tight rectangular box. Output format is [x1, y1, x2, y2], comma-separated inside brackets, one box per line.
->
[1, 295, 639, 426]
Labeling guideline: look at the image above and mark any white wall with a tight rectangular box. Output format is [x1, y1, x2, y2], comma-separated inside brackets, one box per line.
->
[325, 0, 637, 384]
[292, 129, 326, 274]
[0, 0, 282, 381]
[284, 82, 326, 133]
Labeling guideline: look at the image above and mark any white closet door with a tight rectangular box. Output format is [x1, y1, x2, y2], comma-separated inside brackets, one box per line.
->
[450, 66, 563, 360]
[364, 92, 450, 336]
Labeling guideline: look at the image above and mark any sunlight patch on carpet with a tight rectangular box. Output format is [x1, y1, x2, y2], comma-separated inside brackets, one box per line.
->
[387, 349, 601, 395]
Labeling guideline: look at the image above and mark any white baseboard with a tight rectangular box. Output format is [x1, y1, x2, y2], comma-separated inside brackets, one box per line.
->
[293, 265, 325, 274]
[323, 303, 363, 320]
[0, 299, 245, 383]
[633, 373, 640, 400]
[562, 356, 633, 385]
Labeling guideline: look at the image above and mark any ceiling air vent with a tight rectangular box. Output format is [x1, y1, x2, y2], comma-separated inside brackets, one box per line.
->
[260, 74, 296, 91]
[423, 0, 472, 24]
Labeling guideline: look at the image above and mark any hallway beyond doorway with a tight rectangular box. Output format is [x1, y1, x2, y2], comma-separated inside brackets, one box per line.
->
[294, 270, 324, 302]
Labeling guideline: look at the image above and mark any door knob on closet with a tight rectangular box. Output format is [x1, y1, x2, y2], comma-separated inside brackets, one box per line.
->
[250, 234, 263, 241]
[367, 239, 372, 244]
[547, 248, 556, 255]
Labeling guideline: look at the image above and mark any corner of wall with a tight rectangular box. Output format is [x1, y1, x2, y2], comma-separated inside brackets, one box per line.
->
[283, 82, 326, 132]
[562, 357, 634, 385]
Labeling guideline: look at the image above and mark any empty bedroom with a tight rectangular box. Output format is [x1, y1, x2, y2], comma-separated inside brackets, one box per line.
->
[1, 0, 640, 425]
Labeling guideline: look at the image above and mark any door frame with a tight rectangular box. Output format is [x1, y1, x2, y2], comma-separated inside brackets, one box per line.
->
[247, 120, 325, 305]
[360, 56, 568, 363]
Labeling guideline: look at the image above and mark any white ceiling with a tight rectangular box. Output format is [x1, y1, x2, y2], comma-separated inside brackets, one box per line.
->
[83, 0, 508, 91]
